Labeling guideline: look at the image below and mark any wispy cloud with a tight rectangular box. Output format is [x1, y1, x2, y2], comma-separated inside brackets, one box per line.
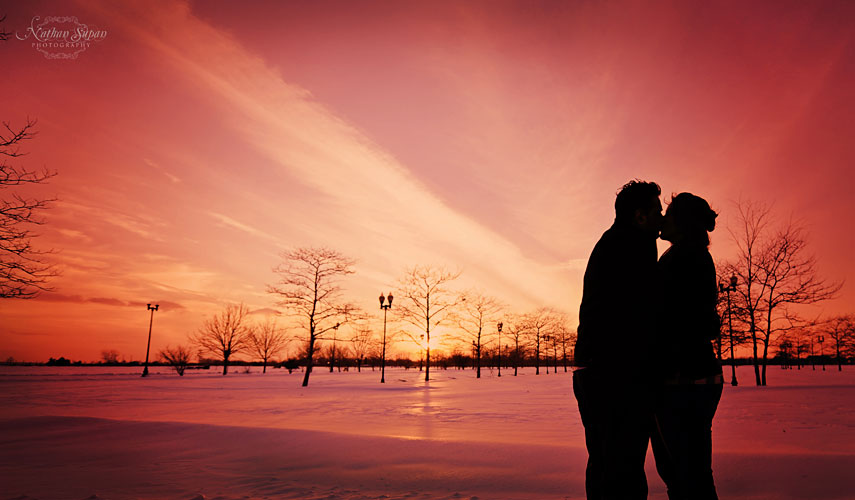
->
[57, 199, 165, 241]
[89, 0, 578, 311]
[38, 293, 185, 310]
[209, 212, 276, 242]
[144, 158, 181, 184]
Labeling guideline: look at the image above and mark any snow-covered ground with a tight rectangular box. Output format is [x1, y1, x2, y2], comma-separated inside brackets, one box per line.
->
[1, 365, 854, 499]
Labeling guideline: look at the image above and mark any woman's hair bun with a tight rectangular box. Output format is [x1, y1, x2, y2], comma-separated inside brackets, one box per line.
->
[705, 209, 718, 232]
[670, 192, 717, 234]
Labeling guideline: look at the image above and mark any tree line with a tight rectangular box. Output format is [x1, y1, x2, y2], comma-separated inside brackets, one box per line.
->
[161, 248, 579, 386]
[2, 106, 853, 386]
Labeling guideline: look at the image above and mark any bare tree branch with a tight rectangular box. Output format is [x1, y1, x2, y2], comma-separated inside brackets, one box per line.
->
[267, 247, 359, 386]
[394, 265, 462, 381]
[501, 313, 530, 376]
[190, 303, 254, 376]
[159, 344, 193, 376]
[0, 119, 58, 299]
[520, 307, 559, 375]
[722, 200, 841, 385]
[249, 317, 289, 374]
[453, 289, 503, 378]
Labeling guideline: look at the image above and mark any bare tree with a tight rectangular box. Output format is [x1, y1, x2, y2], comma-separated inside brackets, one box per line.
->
[825, 315, 855, 372]
[159, 345, 192, 376]
[551, 316, 576, 373]
[395, 265, 462, 382]
[190, 303, 254, 376]
[100, 349, 120, 364]
[722, 200, 841, 385]
[522, 307, 556, 375]
[715, 265, 754, 384]
[791, 325, 813, 370]
[334, 343, 352, 372]
[1, 118, 58, 299]
[720, 200, 770, 385]
[503, 314, 529, 376]
[268, 247, 359, 387]
[454, 290, 503, 379]
[325, 323, 345, 372]
[250, 318, 289, 374]
[757, 223, 840, 382]
[349, 323, 376, 372]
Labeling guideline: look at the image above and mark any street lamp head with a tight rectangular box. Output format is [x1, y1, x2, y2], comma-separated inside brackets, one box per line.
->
[730, 275, 738, 288]
[387, 292, 393, 306]
[497, 321, 503, 332]
[379, 293, 385, 307]
[147, 303, 159, 311]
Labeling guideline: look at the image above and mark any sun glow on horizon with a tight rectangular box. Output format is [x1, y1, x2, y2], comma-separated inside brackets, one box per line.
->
[1, 0, 854, 362]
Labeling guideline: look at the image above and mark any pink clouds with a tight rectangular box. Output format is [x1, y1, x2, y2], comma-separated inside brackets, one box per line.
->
[1, 0, 853, 361]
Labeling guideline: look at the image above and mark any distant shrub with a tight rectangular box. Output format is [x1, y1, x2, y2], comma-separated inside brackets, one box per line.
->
[159, 345, 192, 376]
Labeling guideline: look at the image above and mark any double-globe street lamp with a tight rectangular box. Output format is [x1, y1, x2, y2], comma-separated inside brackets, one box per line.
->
[379, 292, 393, 383]
[719, 275, 738, 387]
[141, 303, 159, 377]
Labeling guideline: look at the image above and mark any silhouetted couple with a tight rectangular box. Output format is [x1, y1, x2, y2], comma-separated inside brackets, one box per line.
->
[573, 180, 723, 500]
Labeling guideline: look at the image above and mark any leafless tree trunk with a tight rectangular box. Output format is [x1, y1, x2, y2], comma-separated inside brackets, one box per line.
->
[191, 303, 253, 375]
[1, 118, 58, 299]
[792, 327, 811, 370]
[455, 290, 503, 379]
[250, 318, 289, 374]
[549, 314, 575, 373]
[101, 349, 120, 364]
[349, 323, 377, 373]
[825, 315, 855, 372]
[723, 200, 840, 385]
[503, 314, 528, 376]
[757, 225, 840, 384]
[159, 345, 192, 376]
[715, 265, 753, 383]
[395, 265, 462, 382]
[522, 307, 556, 375]
[268, 247, 359, 387]
[722, 200, 769, 385]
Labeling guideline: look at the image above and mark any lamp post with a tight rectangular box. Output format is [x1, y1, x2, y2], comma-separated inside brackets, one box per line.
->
[810, 335, 816, 371]
[719, 275, 738, 387]
[497, 321, 503, 378]
[142, 303, 159, 377]
[543, 335, 551, 374]
[818, 335, 825, 371]
[329, 322, 340, 373]
[379, 292, 393, 383]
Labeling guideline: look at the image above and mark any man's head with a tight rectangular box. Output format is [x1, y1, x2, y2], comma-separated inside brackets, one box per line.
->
[614, 180, 662, 235]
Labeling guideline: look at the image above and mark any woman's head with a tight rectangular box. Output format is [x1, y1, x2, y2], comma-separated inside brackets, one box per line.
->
[660, 193, 717, 246]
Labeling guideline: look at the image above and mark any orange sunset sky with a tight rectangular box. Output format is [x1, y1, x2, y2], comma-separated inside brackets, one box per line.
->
[2, 0, 854, 362]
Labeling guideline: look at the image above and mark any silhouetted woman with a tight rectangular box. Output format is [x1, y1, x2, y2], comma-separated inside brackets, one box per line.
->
[651, 192, 723, 500]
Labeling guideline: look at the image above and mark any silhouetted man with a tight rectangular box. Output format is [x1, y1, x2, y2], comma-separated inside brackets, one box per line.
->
[573, 180, 662, 500]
